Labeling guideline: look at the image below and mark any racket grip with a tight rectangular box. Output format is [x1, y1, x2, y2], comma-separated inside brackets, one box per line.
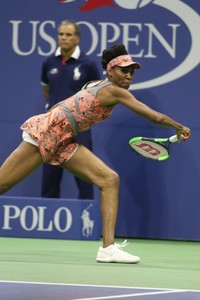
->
[169, 135, 178, 142]
[169, 134, 189, 143]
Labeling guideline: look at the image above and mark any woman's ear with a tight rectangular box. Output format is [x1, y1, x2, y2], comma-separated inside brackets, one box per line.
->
[108, 69, 113, 78]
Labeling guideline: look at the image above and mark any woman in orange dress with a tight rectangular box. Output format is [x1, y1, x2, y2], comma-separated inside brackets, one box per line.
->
[0, 44, 190, 263]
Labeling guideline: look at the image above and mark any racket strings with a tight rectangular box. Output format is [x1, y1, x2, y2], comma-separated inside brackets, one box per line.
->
[129, 139, 170, 160]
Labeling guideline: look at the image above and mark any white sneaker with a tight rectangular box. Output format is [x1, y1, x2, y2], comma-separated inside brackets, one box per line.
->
[96, 240, 140, 263]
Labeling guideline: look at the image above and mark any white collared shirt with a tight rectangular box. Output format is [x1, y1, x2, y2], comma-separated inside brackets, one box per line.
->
[55, 45, 81, 60]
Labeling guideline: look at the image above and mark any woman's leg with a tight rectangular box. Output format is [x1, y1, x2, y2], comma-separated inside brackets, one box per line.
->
[62, 144, 119, 248]
[0, 141, 43, 194]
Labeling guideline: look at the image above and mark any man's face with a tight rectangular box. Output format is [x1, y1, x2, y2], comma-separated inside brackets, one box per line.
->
[57, 24, 80, 51]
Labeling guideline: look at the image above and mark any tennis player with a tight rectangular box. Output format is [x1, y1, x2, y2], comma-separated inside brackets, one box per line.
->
[0, 44, 190, 263]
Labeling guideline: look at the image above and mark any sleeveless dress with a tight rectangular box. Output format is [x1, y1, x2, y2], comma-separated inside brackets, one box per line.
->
[21, 80, 114, 165]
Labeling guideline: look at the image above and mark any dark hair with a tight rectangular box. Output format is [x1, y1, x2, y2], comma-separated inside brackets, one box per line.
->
[101, 44, 128, 69]
[57, 20, 81, 38]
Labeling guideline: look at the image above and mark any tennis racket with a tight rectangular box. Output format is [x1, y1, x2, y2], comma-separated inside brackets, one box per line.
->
[129, 134, 188, 161]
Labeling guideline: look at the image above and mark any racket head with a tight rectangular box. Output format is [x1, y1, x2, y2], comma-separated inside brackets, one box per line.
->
[129, 137, 170, 161]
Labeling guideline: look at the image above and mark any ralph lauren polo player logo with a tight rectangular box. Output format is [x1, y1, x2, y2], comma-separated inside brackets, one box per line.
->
[73, 66, 81, 80]
[50, 68, 59, 75]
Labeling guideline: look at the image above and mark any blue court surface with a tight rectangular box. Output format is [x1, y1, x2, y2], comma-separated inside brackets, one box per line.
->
[0, 281, 200, 300]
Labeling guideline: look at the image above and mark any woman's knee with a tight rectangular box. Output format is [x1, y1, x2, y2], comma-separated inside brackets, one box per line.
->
[100, 169, 120, 190]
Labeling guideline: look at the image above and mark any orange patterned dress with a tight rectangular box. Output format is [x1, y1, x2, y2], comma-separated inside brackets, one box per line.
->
[21, 80, 114, 165]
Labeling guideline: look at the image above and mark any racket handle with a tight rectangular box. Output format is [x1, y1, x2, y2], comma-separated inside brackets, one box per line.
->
[169, 133, 189, 143]
[169, 135, 178, 143]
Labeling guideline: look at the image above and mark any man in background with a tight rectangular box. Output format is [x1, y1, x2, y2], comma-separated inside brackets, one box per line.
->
[40, 20, 101, 199]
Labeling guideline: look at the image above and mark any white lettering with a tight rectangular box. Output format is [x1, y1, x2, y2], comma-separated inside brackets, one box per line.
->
[20, 206, 38, 231]
[120, 23, 144, 57]
[98, 22, 120, 56]
[10, 20, 180, 59]
[2, 205, 20, 230]
[10, 20, 39, 55]
[10, 20, 56, 56]
[132, 0, 200, 89]
[9, 0, 200, 89]
[54, 207, 72, 232]
[38, 21, 57, 56]
[77, 21, 98, 55]
[144, 23, 180, 58]
[2, 205, 72, 233]
[37, 206, 53, 231]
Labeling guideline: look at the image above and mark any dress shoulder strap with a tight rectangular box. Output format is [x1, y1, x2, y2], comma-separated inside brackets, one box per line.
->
[82, 80, 113, 96]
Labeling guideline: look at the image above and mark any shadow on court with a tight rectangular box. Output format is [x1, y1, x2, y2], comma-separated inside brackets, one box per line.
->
[0, 281, 200, 300]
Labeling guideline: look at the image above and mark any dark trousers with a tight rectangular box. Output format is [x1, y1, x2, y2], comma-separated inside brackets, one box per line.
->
[41, 130, 94, 199]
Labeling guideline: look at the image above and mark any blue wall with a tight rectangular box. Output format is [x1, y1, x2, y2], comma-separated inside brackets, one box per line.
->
[0, 0, 200, 240]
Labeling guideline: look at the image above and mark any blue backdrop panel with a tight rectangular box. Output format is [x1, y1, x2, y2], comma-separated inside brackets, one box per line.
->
[0, 0, 199, 240]
[0, 196, 101, 240]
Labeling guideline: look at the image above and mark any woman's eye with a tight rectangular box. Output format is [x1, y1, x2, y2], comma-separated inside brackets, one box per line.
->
[122, 70, 134, 75]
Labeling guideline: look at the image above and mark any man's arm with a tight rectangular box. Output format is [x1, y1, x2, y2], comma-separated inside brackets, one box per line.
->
[42, 84, 49, 101]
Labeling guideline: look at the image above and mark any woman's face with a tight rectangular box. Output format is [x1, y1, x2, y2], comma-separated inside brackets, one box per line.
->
[108, 65, 135, 89]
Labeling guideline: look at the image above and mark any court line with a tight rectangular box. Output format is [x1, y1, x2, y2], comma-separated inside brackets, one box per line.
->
[0, 280, 200, 293]
[0, 281, 190, 289]
[73, 289, 186, 300]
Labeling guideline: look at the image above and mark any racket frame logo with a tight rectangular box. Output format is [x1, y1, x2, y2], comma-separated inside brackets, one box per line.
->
[135, 142, 161, 156]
